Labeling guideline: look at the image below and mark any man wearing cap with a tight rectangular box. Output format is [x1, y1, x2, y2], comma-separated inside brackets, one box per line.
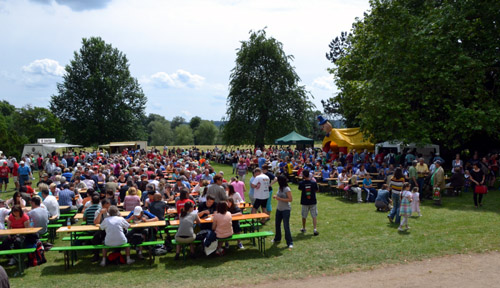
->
[408, 160, 418, 189]
[17, 160, 32, 188]
[0, 162, 9, 193]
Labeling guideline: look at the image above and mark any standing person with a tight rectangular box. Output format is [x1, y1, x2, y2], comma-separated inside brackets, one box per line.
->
[250, 168, 270, 216]
[17, 161, 32, 189]
[0, 162, 9, 193]
[387, 168, 405, 225]
[262, 165, 277, 217]
[408, 160, 418, 189]
[272, 175, 293, 248]
[299, 170, 319, 236]
[248, 171, 256, 205]
[431, 161, 445, 205]
[410, 187, 421, 217]
[470, 163, 485, 208]
[230, 176, 246, 202]
[99, 206, 134, 266]
[398, 183, 412, 232]
[416, 158, 429, 200]
[236, 158, 248, 182]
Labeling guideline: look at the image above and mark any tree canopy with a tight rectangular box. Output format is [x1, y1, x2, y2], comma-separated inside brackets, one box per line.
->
[223, 29, 314, 147]
[324, 0, 500, 150]
[50, 37, 147, 147]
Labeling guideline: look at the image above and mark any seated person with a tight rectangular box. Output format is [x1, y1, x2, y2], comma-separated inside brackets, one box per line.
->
[175, 189, 195, 216]
[123, 187, 141, 212]
[99, 205, 134, 266]
[227, 198, 243, 249]
[212, 201, 233, 256]
[147, 193, 166, 221]
[174, 201, 201, 260]
[1, 205, 30, 265]
[447, 167, 464, 191]
[362, 174, 378, 202]
[375, 184, 391, 212]
[83, 194, 101, 225]
[349, 176, 363, 203]
[27, 197, 49, 238]
[125, 206, 158, 259]
[197, 195, 216, 230]
[7, 191, 26, 209]
[42, 188, 59, 219]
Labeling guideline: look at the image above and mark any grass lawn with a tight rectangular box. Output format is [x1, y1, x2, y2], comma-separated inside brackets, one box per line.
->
[4, 163, 500, 287]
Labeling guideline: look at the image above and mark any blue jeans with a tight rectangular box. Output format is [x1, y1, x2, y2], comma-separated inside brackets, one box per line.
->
[388, 192, 401, 224]
[275, 209, 293, 246]
[19, 175, 29, 187]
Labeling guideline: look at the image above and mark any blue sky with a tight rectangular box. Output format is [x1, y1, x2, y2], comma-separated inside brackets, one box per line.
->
[0, 0, 370, 121]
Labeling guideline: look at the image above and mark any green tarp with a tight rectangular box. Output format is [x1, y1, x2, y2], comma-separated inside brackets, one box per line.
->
[274, 131, 314, 146]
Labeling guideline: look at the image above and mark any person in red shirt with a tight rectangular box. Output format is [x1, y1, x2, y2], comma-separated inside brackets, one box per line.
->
[175, 189, 195, 215]
[0, 162, 9, 193]
[11, 159, 19, 191]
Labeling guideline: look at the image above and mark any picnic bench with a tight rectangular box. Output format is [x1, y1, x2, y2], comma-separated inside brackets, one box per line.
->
[0, 227, 41, 276]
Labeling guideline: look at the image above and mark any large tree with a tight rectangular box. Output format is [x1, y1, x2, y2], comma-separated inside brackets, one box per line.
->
[324, 0, 500, 150]
[50, 37, 147, 146]
[174, 124, 194, 145]
[223, 29, 314, 147]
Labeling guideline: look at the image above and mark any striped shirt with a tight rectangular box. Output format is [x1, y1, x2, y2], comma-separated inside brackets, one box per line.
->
[390, 177, 405, 194]
[84, 204, 101, 224]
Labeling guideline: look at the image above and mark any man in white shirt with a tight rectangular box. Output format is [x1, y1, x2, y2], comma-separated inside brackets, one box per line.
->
[42, 189, 60, 219]
[251, 168, 270, 214]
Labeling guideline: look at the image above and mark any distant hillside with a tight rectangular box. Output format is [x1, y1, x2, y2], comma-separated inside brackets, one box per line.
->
[213, 121, 226, 128]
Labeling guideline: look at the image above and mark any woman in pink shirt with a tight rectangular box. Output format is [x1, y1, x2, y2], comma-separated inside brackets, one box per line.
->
[212, 201, 233, 256]
[123, 187, 141, 211]
[230, 177, 246, 202]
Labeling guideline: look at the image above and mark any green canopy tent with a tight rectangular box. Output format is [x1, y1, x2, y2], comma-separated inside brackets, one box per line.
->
[274, 131, 314, 149]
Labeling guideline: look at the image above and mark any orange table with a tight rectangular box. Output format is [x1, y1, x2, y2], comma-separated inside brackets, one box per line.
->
[169, 212, 269, 226]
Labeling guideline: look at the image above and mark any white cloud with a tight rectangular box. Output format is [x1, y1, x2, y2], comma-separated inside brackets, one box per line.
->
[145, 69, 205, 89]
[20, 58, 64, 88]
[29, 0, 113, 11]
[312, 75, 334, 90]
[22, 58, 65, 77]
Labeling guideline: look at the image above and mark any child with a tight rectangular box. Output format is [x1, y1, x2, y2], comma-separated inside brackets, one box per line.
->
[410, 187, 421, 217]
[398, 183, 412, 231]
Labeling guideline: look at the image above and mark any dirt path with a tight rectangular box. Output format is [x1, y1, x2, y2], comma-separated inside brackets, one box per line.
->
[251, 252, 500, 288]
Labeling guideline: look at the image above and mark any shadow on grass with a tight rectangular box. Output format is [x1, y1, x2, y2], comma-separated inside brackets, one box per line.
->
[161, 244, 283, 271]
[420, 192, 500, 215]
[38, 248, 163, 276]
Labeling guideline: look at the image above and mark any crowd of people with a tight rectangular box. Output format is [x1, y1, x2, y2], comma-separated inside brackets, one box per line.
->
[0, 144, 495, 267]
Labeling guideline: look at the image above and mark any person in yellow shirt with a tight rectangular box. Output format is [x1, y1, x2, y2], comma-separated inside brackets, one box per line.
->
[416, 158, 429, 200]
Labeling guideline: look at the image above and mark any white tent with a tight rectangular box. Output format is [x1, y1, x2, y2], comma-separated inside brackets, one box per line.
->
[375, 142, 440, 160]
[22, 143, 82, 157]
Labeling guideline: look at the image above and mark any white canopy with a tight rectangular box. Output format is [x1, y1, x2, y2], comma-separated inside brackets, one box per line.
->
[22, 143, 82, 157]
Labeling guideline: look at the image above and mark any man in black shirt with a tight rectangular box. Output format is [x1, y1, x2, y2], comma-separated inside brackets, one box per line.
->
[299, 170, 319, 236]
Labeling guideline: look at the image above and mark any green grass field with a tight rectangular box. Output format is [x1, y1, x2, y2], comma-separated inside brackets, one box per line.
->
[3, 163, 500, 287]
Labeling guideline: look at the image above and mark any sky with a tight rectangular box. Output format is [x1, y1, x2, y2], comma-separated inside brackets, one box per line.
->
[0, 0, 370, 121]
